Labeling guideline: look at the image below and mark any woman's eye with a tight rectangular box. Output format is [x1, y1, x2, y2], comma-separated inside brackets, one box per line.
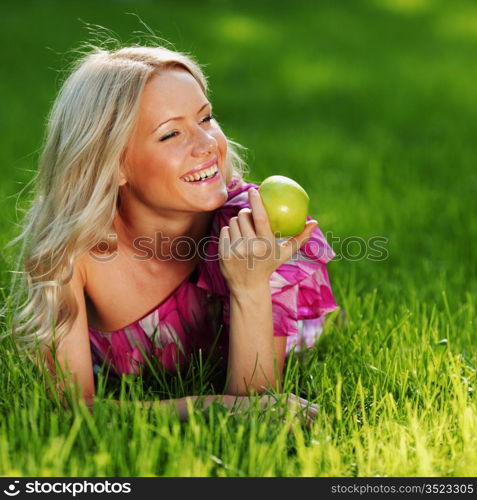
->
[201, 114, 214, 123]
[160, 131, 179, 142]
[159, 115, 214, 142]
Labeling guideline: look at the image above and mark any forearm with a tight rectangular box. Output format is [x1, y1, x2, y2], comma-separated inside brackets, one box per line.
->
[86, 394, 258, 420]
[85, 396, 200, 420]
[226, 282, 282, 395]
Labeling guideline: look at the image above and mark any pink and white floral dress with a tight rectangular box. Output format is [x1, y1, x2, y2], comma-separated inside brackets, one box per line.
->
[88, 178, 339, 376]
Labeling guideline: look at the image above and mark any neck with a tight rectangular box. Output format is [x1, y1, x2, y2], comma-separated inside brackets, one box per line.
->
[114, 201, 214, 264]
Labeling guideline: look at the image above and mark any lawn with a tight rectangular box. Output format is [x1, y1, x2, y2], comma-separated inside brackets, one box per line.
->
[0, 0, 476, 476]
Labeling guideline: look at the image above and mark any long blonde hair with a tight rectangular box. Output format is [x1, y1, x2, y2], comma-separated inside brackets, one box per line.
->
[3, 44, 247, 362]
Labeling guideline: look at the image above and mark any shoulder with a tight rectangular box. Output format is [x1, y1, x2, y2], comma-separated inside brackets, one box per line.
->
[75, 238, 121, 290]
[75, 249, 105, 290]
[69, 253, 88, 299]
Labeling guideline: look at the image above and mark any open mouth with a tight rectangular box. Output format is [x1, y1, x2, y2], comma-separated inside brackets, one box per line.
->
[180, 164, 219, 183]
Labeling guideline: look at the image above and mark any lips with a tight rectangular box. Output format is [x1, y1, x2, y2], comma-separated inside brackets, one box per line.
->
[180, 156, 218, 179]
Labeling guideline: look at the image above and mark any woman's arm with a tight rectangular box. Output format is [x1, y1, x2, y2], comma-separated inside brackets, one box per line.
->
[226, 282, 285, 395]
[219, 188, 317, 396]
[48, 250, 316, 427]
[86, 394, 247, 420]
[85, 393, 318, 428]
[42, 257, 96, 407]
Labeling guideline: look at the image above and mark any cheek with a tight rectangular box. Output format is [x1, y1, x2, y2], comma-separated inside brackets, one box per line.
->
[217, 130, 228, 152]
[131, 147, 180, 185]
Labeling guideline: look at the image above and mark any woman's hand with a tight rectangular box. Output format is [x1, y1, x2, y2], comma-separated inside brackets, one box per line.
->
[259, 392, 318, 430]
[172, 393, 318, 429]
[223, 392, 318, 430]
[218, 188, 317, 294]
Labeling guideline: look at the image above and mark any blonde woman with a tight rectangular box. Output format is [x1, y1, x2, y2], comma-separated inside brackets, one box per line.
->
[6, 44, 338, 424]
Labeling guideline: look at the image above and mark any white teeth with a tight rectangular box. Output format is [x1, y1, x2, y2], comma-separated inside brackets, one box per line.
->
[182, 165, 218, 182]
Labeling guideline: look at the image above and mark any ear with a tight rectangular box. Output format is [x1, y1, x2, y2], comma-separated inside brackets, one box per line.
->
[118, 171, 127, 187]
[119, 150, 128, 187]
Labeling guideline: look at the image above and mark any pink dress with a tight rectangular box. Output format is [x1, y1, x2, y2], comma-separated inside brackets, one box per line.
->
[88, 178, 339, 376]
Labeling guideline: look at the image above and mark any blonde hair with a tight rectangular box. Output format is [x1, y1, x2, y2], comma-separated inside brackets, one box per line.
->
[3, 44, 247, 362]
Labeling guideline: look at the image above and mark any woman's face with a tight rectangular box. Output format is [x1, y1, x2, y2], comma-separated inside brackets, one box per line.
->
[121, 68, 229, 214]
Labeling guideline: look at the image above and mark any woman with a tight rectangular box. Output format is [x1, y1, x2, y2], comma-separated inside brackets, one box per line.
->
[5, 45, 338, 424]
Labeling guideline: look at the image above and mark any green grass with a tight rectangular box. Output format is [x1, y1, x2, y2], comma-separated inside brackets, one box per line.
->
[0, 0, 476, 477]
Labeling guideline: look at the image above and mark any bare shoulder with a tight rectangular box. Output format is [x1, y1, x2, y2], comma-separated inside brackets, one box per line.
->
[40, 248, 95, 402]
[74, 252, 89, 288]
[75, 247, 115, 288]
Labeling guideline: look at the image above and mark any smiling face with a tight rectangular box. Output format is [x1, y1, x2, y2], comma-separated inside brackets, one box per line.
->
[120, 68, 229, 215]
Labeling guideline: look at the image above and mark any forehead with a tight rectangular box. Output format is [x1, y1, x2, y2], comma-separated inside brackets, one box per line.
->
[137, 68, 207, 124]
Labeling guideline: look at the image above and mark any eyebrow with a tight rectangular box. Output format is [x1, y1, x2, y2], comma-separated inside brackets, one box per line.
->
[153, 102, 211, 133]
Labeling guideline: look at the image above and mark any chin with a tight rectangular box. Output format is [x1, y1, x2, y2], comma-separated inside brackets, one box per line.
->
[198, 187, 228, 212]
[213, 189, 230, 210]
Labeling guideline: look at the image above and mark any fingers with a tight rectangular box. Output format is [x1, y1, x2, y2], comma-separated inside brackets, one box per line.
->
[219, 189, 318, 277]
[218, 225, 230, 260]
[228, 215, 242, 242]
[305, 403, 318, 425]
[228, 208, 256, 239]
[227, 392, 318, 430]
[284, 393, 318, 430]
[259, 394, 278, 410]
[281, 219, 317, 260]
[289, 219, 317, 247]
[248, 188, 274, 239]
[236, 208, 256, 239]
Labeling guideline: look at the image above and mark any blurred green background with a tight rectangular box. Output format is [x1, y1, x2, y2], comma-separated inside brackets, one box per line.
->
[1, 0, 476, 333]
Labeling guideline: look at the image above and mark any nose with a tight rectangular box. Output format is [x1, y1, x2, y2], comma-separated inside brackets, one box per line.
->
[191, 127, 216, 157]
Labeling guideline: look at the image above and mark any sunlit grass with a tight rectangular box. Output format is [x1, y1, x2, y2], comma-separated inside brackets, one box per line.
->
[0, 289, 475, 476]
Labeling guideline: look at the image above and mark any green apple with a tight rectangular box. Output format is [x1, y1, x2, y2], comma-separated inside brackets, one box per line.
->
[259, 175, 310, 237]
